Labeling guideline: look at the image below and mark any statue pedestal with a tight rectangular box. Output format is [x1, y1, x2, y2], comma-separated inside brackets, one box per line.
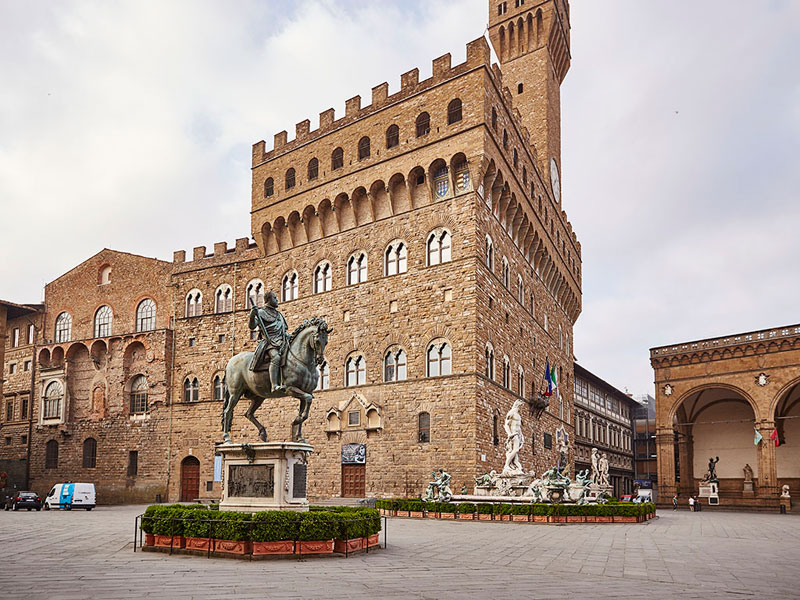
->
[742, 481, 755, 497]
[699, 482, 719, 504]
[585, 484, 613, 502]
[217, 441, 313, 512]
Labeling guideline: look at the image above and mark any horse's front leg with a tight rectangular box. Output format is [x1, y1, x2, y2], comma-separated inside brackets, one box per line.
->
[287, 386, 313, 443]
[244, 396, 268, 442]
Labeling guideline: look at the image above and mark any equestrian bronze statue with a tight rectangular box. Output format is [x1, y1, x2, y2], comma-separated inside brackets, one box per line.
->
[221, 290, 331, 444]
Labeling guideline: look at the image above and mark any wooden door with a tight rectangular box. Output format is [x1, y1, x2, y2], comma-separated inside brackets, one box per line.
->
[341, 464, 366, 497]
[180, 456, 200, 502]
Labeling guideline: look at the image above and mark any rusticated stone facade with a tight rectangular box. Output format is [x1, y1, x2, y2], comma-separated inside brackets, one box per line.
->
[651, 324, 800, 508]
[9, 0, 583, 503]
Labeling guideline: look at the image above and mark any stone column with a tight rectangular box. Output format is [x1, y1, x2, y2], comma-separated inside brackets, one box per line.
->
[676, 426, 694, 497]
[756, 421, 778, 498]
[656, 427, 677, 499]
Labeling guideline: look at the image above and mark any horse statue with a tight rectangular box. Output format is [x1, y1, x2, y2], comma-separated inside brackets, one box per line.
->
[221, 317, 331, 444]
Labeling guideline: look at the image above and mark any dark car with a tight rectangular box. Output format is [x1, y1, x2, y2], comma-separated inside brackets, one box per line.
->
[6, 491, 42, 511]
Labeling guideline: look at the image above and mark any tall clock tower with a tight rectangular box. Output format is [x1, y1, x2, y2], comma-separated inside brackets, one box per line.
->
[488, 0, 570, 204]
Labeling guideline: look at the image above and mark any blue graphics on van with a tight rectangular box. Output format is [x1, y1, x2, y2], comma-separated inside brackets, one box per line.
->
[60, 483, 74, 506]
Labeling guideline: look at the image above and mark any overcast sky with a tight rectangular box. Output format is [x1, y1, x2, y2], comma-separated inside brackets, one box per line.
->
[1, 1, 798, 396]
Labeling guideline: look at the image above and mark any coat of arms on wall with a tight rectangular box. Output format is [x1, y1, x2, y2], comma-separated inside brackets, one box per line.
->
[755, 373, 769, 387]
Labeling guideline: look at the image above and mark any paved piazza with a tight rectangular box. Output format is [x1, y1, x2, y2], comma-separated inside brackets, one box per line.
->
[1, 506, 798, 599]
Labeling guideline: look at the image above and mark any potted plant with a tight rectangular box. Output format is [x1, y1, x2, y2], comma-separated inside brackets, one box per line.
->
[456, 502, 475, 520]
[141, 505, 158, 546]
[477, 503, 493, 521]
[532, 503, 548, 522]
[583, 504, 597, 523]
[596, 504, 613, 523]
[566, 504, 584, 523]
[297, 511, 336, 554]
[494, 503, 512, 521]
[184, 509, 216, 551]
[511, 503, 530, 522]
[153, 506, 185, 548]
[395, 499, 410, 518]
[614, 504, 638, 523]
[252, 510, 299, 555]
[212, 512, 252, 555]
[408, 499, 424, 518]
[549, 504, 566, 523]
[438, 502, 456, 519]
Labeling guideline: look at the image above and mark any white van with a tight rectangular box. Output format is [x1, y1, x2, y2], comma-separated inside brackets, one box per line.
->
[44, 483, 96, 511]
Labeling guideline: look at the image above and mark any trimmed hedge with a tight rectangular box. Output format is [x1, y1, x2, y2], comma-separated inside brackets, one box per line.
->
[141, 505, 381, 542]
[457, 502, 476, 514]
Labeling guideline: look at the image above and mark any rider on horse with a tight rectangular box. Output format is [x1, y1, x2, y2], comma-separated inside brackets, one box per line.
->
[249, 290, 288, 393]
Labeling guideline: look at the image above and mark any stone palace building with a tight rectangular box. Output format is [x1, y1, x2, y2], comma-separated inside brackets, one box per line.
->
[0, 0, 582, 503]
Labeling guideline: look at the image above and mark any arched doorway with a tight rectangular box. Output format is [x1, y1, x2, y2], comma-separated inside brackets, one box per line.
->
[180, 456, 200, 502]
[774, 380, 800, 495]
[671, 386, 757, 500]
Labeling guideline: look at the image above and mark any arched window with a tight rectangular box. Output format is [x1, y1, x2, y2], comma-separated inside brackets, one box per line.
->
[502, 257, 509, 288]
[523, 166, 527, 186]
[99, 264, 112, 285]
[502, 356, 511, 388]
[513, 148, 518, 168]
[55, 312, 72, 343]
[503, 130, 508, 149]
[453, 156, 470, 192]
[433, 165, 449, 198]
[358, 136, 370, 160]
[345, 355, 366, 387]
[246, 279, 265, 308]
[282, 271, 298, 301]
[82, 437, 97, 468]
[416, 112, 430, 137]
[43, 380, 63, 419]
[485, 235, 494, 270]
[492, 413, 499, 446]
[264, 177, 274, 197]
[447, 98, 462, 124]
[307, 158, 319, 181]
[347, 252, 367, 285]
[213, 375, 224, 401]
[384, 241, 408, 276]
[135, 299, 156, 332]
[518, 366, 525, 396]
[331, 147, 343, 170]
[517, 275, 524, 304]
[185, 289, 202, 317]
[94, 305, 112, 338]
[426, 340, 452, 377]
[491, 107, 497, 130]
[314, 262, 332, 294]
[485, 343, 495, 380]
[129, 375, 148, 414]
[183, 377, 199, 402]
[386, 124, 399, 149]
[215, 285, 233, 313]
[45, 439, 59, 469]
[384, 348, 407, 382]
[427, 229, 452, 266]
[315, 361, 330, 391]
[418, 412, 431, 443]
[285, 168, 296, 190]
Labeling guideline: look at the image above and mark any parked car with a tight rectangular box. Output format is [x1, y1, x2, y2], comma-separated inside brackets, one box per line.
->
[619, 495, 635, 503]
[5, 491, 42, 511]
[44, 483, 96, 511]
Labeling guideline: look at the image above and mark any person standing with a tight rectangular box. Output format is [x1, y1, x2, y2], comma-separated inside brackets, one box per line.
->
[672, 495, 678, 510]
[688, 496, 695, 512]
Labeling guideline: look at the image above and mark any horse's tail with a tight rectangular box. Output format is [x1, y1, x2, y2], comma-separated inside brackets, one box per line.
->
[221, 373, 230, 430]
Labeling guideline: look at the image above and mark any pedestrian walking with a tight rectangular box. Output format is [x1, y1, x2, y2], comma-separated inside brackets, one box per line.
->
[672, 495, 678, 510]
[689, 496, 695, 512]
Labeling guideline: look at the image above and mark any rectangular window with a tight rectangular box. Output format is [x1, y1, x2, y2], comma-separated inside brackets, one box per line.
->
[127, 450, 139, 476]
[9, 363, 16, 375]
[21, 435, 27, 445]
[12, 328, 19, 347]
[544, 433, 553, 449]
[4, 437, 10, 446]
[28, 324, 35, 344]
[348, 411, 360, 426]
[24, 360, 31, 372]
[188, 337, 196, 347]
[6, 401, 13, 422]
[218, 334, 226, 344]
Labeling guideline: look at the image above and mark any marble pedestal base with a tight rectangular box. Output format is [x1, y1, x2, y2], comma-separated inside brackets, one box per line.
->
[742, 481, 755, 497]
[699, 482, 719, 504]
[217, 441, 313, 512]
[585, 484, 613, 502]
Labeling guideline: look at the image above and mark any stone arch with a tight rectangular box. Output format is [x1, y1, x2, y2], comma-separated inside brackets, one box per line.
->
[388, 173, 410, 214]
[351, 186, 372, 226]
[408, 166, 428, 207]
[123, 341, 147, 375]
[89, 340, 107, 369]
[272, 216, 290, 251]
[260, 222, 278, 256]
[287, 210, 306, 246]
[334, 193, 355, 231]
[38, 347, 51, 368]
[318, 198, 337, 236]
[51, 346, 65, 368]
[668, 383, 760, 424]
[302, 205, 322, 242]
[369, 180, 392, 220]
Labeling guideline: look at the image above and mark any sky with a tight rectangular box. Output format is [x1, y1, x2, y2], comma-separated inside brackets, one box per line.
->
[1, 0, 799, 396]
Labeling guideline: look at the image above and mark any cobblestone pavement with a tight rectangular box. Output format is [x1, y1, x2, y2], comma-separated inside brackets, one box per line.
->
[1, 505, 798, 599]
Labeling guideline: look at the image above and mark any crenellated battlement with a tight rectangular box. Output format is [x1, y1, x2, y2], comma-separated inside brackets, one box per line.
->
[252, 37, 492, 167]
[172, 237, 260, 268]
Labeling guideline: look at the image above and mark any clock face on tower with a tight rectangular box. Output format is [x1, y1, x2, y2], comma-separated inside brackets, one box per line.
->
[550, 158, 560, 204]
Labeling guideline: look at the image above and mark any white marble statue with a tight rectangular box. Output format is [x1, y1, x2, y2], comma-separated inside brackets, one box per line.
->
[591, 447, 600, 483]
[502, 398, 525, 476]
[556, 426, 569, 474]
[782, 484, 791, 498]
[598, 452, 610, 488]
[743, 463, 754, 483]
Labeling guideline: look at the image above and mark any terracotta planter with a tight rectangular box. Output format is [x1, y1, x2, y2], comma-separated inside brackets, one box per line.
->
[214, 539, 252, 555]
[550, 516, 566, 523]
[584, 516, 597, 523]
[567, 516, 584, 523]
[334, 538, 364, 553]
[613, 516, 637, 523]
[596, 516, 612, 523]
[458, 513, 475, 520]
[499, 514, 511, 521]
[144, 533, 155, 546]
[478, 513, 493, 521]
[410, 511, 423, 518]
[396, 510, 410, 518]
[154, 535, 185, 548]
[512, 514, 529, 522]
[533, 515, 547, 522]
[439, 512, 455, 519]
[367, 533, 379, 547]
[253, 540, 295, 555]
[185, 536, 211, 551]
[298, 539, 334, 555]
